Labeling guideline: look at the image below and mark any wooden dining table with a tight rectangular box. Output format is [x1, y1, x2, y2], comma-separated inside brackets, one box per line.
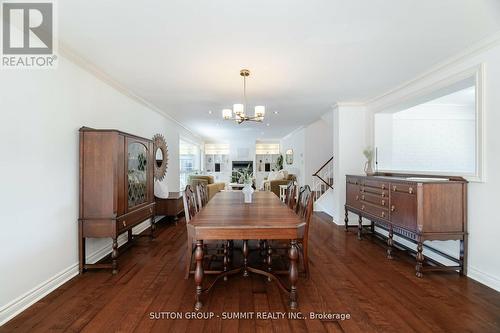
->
[187, 191, 305, 310]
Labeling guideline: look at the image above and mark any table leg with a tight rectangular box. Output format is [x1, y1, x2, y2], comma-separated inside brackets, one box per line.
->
[194, 240, 204, 310]
[289, 240, 298, 310]
[243, 240, 249, 277]
[223, 240, 229, 281]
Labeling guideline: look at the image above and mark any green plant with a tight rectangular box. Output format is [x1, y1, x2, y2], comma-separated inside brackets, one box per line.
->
[237, 166, 254, 184]
[275, 154, 284, 171]
[363, 147, 374, 162]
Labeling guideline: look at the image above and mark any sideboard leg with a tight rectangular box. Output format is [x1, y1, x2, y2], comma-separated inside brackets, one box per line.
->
[460, 236, 467, 276]
[111, 237, 118, 275]
[387, 225, 394, 260]
[370, 220, 375, 234]
[267, 243, 273, 282]
[289, 240, 299, 310]
[243, 240, 249, 277]
[194, 240, 204, 310]
[416, 238, 424, 278]
[357, 215, 363, 240]
[344, 209, 349, 232]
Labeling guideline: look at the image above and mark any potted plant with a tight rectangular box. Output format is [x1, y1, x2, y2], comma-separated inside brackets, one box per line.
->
[238, 166, 254, 203]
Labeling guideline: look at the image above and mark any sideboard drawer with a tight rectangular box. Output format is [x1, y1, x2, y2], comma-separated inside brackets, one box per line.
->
[362, 179, 389, 190]
[360, 192, 388, 208]
[391, 183, 416, 195]
[360, 202, 389, 220]
[360, 186, 388, 197]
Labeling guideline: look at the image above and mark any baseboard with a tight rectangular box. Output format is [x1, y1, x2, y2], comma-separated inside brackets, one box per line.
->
[467, 266, 500, 292]
[0, 220, 152, 326]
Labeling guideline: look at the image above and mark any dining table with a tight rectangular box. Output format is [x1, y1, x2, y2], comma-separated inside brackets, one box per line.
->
[187, 190, 305, 310]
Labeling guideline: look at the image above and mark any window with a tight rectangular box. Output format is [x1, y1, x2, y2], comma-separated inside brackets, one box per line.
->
[179, 139, 201, 190]
[255, 142, 280, 155]
[374, 72, 483, 180]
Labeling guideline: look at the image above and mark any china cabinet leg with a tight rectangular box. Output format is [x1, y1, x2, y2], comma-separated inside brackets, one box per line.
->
[387, 226, 394, 260]
[357, 215, 363, 240]
[416, 238, 424, 278]
[289, 240, 299, 310]
[460, 236, 467, 276]
[194, 240, 204, 310]
[78, 221, 85, 274]
[111, 237, 118, 275]
[344, 209, 349, 231]
[243, 240, 249, 277]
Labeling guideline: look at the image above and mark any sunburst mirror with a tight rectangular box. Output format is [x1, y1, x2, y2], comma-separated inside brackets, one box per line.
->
[153, 134, 168, 181]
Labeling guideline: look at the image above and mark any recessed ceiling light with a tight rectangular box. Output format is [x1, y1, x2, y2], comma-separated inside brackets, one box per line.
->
[266, 123, 270, 127]
[208, 110, 213, 114]
[273, 111, 279, 115]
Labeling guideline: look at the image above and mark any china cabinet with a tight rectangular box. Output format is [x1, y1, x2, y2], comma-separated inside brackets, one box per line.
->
[78, 127, 155, 274]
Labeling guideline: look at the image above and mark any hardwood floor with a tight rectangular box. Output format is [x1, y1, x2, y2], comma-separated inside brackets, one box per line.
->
[2, 212, 500, 332]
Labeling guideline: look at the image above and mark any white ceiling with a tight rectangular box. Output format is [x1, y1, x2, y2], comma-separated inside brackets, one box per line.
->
[59, 0, 500, 141]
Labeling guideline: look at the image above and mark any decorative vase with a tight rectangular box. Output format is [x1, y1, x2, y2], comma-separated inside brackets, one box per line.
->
[242, 183, 254, 203]
[364, 160, 374, 176]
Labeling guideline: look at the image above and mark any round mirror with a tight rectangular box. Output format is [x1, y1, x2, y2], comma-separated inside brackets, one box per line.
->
[152, 134, 168, 181]
[155, 148, 163, 167]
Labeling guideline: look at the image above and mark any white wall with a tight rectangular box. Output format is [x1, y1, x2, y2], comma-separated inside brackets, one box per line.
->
[0, 53, 201, 324]
[366, 38, 500, 291]
[331, 104, 368, 223]
[280, 116, 333, 188]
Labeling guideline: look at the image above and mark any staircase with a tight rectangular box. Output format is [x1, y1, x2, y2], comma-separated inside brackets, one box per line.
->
[312, 156, 333, 201]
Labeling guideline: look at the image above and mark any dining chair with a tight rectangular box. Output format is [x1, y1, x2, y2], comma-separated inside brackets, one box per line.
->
[285, 181, 297, 210]
[196, 182, 209, 209]
[183, 185, 227, 279]
[269, 185, 314, 278]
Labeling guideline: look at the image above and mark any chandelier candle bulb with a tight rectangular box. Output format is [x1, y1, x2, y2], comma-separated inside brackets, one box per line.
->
[222, 109, 232, 120]
[255, 105, 265, 118]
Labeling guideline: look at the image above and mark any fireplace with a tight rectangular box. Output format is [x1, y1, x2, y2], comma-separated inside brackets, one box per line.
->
[232, 161, 253, 173]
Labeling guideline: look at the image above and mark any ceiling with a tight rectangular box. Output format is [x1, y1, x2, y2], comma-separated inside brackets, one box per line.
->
[58, 0, 500, 141]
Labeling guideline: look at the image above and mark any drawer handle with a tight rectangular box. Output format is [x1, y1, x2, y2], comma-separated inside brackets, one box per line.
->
[391, 205, 396, 212]
[381, 184, 386, 190]
[361, 205, 365, 210]
[408, 187, 414, 194]
[361, 195, 365, 200]
[392, 185, 397, 192]
[355, 195, 359, 200]
[381, 211, 386, 218]
[122, 220, 127, 227]
[149, 207, 153, 213]
[381, 199, 385, 206]
[381, 193, 385, 197]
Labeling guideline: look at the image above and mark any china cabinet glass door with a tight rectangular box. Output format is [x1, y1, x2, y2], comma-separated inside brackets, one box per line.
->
[127, 142, 148, 208]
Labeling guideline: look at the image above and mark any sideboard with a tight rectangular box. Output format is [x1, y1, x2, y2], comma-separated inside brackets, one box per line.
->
[155, 192, 184, 223]
[79, 127, 156, 274]
[344, 173, 467, 278]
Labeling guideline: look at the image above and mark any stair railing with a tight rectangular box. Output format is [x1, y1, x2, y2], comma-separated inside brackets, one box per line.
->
[311, 156, 333, 201]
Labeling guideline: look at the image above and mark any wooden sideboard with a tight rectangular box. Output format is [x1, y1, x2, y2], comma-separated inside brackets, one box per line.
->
[155, 192, 184, 223]
[344, 173, 467, 278]
[79, 127, 156, 274]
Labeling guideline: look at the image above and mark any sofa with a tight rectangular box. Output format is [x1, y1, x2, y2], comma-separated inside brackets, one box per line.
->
[188, 175, 226, 201]
[263, 171, 296, 197]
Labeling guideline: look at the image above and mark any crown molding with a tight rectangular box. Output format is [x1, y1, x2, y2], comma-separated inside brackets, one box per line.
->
[331, 102, 367, 109]
[366, 30, 500, 106]
[59, 43, 202, 142]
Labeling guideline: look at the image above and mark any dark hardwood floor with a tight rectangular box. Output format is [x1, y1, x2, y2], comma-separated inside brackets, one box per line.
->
[2, 212, 500, 332]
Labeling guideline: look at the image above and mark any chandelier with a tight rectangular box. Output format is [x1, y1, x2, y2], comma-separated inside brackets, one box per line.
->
[222, 69, 265, 124]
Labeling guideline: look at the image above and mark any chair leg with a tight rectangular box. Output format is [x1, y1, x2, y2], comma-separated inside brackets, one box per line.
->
[185, 239, 193, 279]
[302, 242, 309, 279]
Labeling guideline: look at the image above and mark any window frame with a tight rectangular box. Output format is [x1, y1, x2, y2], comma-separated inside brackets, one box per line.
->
[372, 65, 485, 182]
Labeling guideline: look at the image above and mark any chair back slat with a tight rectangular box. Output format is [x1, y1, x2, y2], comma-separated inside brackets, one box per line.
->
[196, 183, 209, 208]
[295, 185, 312, 218]
[285, 181, 297, 209]
[182, 185, 198, 223]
